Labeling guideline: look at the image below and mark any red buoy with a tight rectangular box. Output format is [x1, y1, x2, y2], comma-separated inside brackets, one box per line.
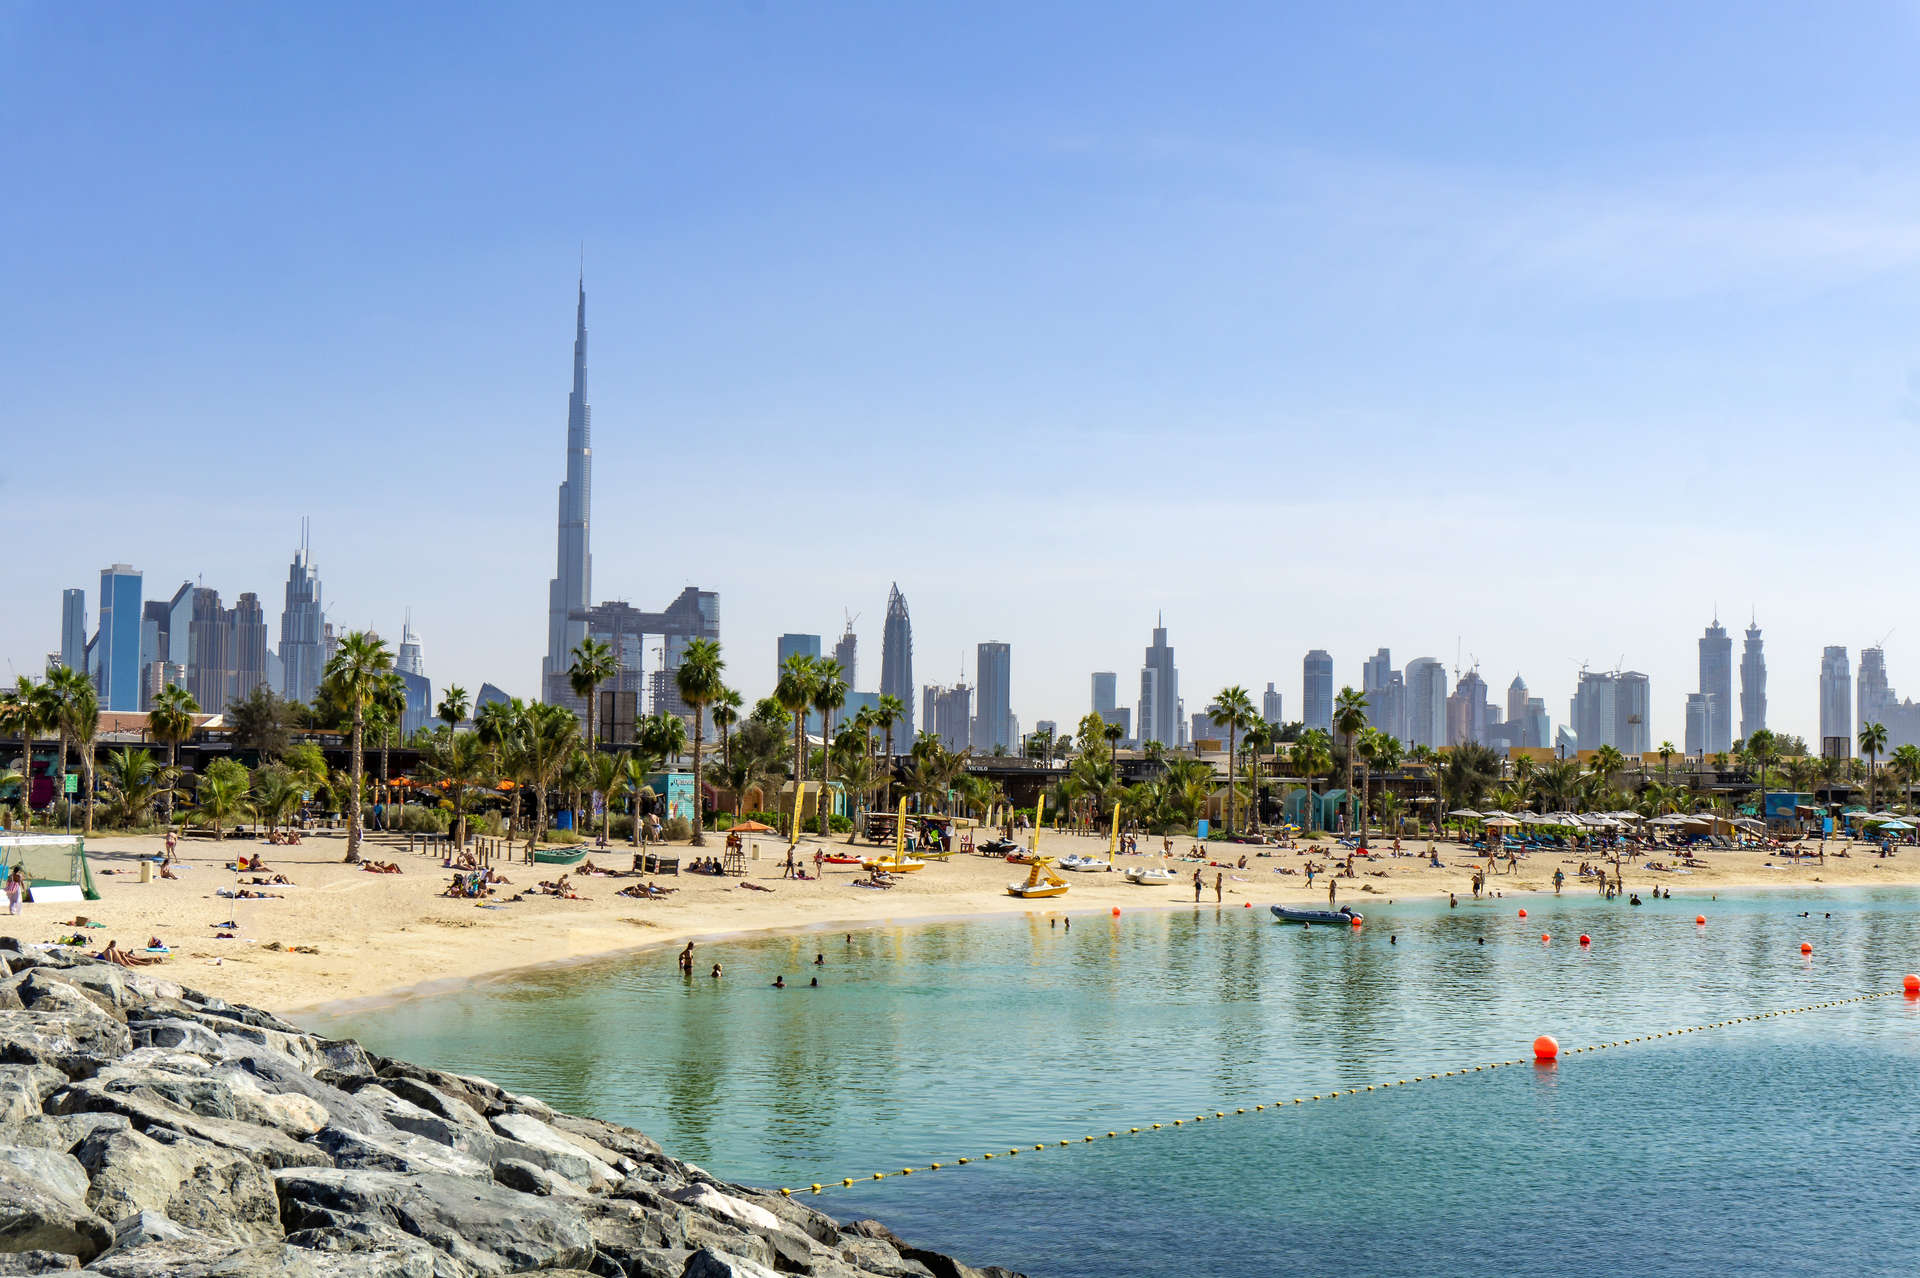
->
[1111, 907, 1120, 917]
[1905, 973, 1919, 994]
[1532, 1034, 1559, 1061]
[1541, 933, 1550, 943]
[1800, 943, 1813, 955]
[1578, 934, 1591, 946]
[1518, 909, 1527, 918]
[1349, 916, 1362, 927]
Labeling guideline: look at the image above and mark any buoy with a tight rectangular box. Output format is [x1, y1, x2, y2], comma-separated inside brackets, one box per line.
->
[1350, 916, 1362, 927]
[1518, 909, 1527, 918]
[1578, 934, 1591, 946]
[1533, 1034, 1559, 1061]
[1801, 943, 1813, 955]
[1111, 907, 1120, 916]
[1904, 974, 1919, 994]
[1696, 915, 1706, 925]
[1541, 933, 1550, 943]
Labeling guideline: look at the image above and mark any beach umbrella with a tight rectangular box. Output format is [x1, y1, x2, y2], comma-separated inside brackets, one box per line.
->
[1448, 809, 1481, 818]
[732, 820, 775, 833]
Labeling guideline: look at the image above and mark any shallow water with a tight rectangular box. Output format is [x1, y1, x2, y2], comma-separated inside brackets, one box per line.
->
[312, 887, 1920, 1277]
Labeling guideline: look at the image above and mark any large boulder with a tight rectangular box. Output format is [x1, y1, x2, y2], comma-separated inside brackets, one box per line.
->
[0, 1144, 113, 1262]
[0, 1062, 72, 1122]
[72, 1126, 282, 1243]
[487, 1112, 618, 1188]
[0, 1010, 135, 1079]
[274, 1167, 597, 1275]
[308, 1122, 491, 1179]
[45, 1078, 331, 1169]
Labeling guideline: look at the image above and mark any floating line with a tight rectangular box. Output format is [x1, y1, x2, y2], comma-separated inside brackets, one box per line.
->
[778, 988, 1906, 1197]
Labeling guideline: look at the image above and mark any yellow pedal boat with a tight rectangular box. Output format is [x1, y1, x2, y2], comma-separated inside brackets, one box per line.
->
[1007, 857, 1069, 898]
[861, 857, 926, 873]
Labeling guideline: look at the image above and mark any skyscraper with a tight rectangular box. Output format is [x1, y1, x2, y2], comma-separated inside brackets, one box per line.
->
[1404, 658, 1448, 748]
[59, 589, 86, 673]
[1740, 617, 1766, 741]
[1091, 672, 1118, 721]
[922, 683, 970, 750]
[1262, 682, 1284, 728]
[394, 619, 432, 737]
[1446, 669, 1490, 745]
[1571, 671, 1616, 754]
[138, 601, 170, 708]
[1523, 697, 1550, 750]
[1684, 693, 1711, 758]
[1820, 646, 1852, 756]
[1859, 646, 1890, 738]
[1506, 676, 1529, 729]
[1616, 671, 1651, 756]
[777, 634, 822, 682]
[229, 593, 269, 704]
[1137, 616, 1179, 747]
[880, 584, 915, 739]
[94, 565, 143, 712]
[833, 624, 857, 689]
[1302, 650, 1333, 735]
[1361, 649, 1404, 743]
[1698, 617, 1733, 755]
[279, 523, 325, 705]
[973, 642, 1012, 752]
[542, 275, 593, 710]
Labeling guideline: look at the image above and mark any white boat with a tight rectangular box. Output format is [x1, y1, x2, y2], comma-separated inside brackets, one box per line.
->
[1124, 866, 1178, 885]
[1058, 854, 1112, 873]
[1007, 858, 1069, 898]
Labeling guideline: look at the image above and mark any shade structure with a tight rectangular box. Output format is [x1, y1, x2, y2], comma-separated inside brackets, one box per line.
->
[731, 820, 776, 833]
[1448, 809, 1482, 818]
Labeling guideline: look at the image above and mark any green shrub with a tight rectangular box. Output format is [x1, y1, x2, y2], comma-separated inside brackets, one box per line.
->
[392, 806, 449, 834]
[664, 815, 692, 841]
[828, 814, 852, 833]
[473, 811, 505, 837]
[609, 814, 634, 839]
[744, 810, 782, 827]
[546, 828, 586, 845]
[714, 815, 733, 831]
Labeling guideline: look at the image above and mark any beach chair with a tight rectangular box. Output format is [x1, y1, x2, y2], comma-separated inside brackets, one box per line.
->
[723, 850, 746, 876]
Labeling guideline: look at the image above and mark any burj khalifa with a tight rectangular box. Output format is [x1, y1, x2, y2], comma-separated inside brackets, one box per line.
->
[542, 276, 592, 709]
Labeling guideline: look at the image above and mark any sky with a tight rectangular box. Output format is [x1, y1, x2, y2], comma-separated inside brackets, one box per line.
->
[7, 1, 1920, 744]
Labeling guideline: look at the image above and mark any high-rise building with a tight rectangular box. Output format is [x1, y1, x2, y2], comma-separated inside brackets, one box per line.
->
[1571, 671, 1617, 754]
[228, 593, 269, 704]
[1506, 676, 1529, 729]
[1820, 646, 1852, 756]
[1523, 697, 1550, 750]
[59, 589, 86, 673]
[1302, 650, 1333, 736]
[1698, 617, 1733, 755]
[777, 634, 822, 682]
[394, 620, 432, 737]
[138, 601, 171, 707]
[973, 642, 1012, 753]
[1446, 669, 1491, 746]
[1852, 647, 1920, 750]
[1091, 672, 1118, 721]
[1616, 671, 1651, 756]
[922, 683, 971, 750]
[880, 584, 915, 739]
[1740, 617, 1766, 741]
[1404, 658, 1448, 749]
[93, 565, 143, 711]
[1262, 682, 1284, 728]
[279, 523, 325, 705]
[396, 619, 424, 679]
[1361, 649, 1405, 743]
[542, 275, 593, 710]
[833, 624, 857, 689]
[1137, 615, 1179, 748]
[1684, 692, 1711, 758]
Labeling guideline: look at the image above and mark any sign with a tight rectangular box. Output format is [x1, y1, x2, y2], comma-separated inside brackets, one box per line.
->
[63, 774, 77, 796]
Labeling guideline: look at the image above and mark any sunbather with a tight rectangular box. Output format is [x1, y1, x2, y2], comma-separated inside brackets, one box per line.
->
[98, 940, 160, 967]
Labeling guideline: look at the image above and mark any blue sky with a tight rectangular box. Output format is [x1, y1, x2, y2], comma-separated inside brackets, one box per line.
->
[7, 2, 1920, 742]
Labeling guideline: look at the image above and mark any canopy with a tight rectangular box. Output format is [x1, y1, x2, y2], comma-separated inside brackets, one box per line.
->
[1448, 809, 1482, 818]
[731, 820, 775, 833]
[1483, 817, 1523, 828]
[1873, 819, 1914, 831]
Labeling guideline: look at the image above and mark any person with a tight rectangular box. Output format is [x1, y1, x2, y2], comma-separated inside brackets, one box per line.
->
[1390, 935, 1397, 944]
[1553, 868, 1564, 895]
[1064, 916, 1071, 932]
[163, 829, 178, 864]
[813, 952, 824, 965]
[1449, 892, 1457, 908]
[678, 942, 695, 973]
[710, 963, 723, 978]
[4, 867, 23, 916]
[1214, 872, 1223, 903]
[1328, 878, 1337, 906]
[772, 975, 785, 988]
[1192, 868, 1203, 902]
[809, 976, 818, 987]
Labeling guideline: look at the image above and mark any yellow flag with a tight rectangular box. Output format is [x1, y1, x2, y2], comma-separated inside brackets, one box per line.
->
[1109, 803, 1122, 856]
[1032, 794, 1046, 853]
[791, 782, 806, 843]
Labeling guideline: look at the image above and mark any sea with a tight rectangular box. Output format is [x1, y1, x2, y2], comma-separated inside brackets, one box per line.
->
[308, 885, 1920, 1277]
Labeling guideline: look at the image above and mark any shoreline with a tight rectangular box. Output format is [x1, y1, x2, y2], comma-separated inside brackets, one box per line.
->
[48, 827, 1915, 1017]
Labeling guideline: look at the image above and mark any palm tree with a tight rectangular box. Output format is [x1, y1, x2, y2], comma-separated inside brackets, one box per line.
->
[1241, 720, 1273, 833]
[1206, 685, 1256, 834]
[568, 637, 618, 751]
[320, 631, 395, 863]
[1439, 743, 1503, 814]
[436, 685, 470, 743]
[614, 749, 663, 843]
[1657, 740, 1675, 782]
[51, 670, 101, 834]
[193, 758, 253, 840]
[0, 676, 50, 828]
[1288, 730, 1333, 830]
[521, 701, 581, 847]
[1332, 687, 1369, 836]
[1588, 744, 1626, 802]
[1375, 789, 1405, 838]
[1891, 744, 1920, 816]
[146, 683, 199, 828]
[98, 748, 167, 829]
[674, 639, 725, 848]
[638, 712, 687, 768]
[875, 694, 905, 806]
[1743, 728, 1778, 811]
[711, 687, 744, 772]
[369, 671, 407, 818]
[774, 654, 818, 827]
[1859, 722, 1889, 809]
[251, 765, 304, 836]
[810, 662, 848, 837]
[424, 729, 488, 850]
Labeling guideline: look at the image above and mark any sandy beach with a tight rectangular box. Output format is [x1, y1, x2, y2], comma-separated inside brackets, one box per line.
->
[28, 826, 1915, 1016]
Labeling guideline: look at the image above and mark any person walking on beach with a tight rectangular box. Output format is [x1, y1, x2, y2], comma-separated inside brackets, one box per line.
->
[1214, 872, 1223, 903]
[1553, 868, 1564, 895]
[1193, 868, 1203, 902]
[4, 867, 23, 917]
[1328, 878, 1337, 906]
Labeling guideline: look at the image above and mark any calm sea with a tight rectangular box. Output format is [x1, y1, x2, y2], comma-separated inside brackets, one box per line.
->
[308, 887, 1920, 1277]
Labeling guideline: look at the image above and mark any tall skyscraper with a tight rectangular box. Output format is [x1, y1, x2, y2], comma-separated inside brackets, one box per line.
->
[1262, 682, 1284, 728]
[880, 584, 914, 739]
[1740, 617, 1766, 741]
[1091, 672, 1118, 721]
[1698, 617, 1733, 755]
[1446, 669, 1490, 746]
[397, 618, 425, 678]
[1684, 693, 1711, 758]
[542, 275, 593, 710]
[279, 523, 325, 705]
[1523, 697, 1550, 750]
[1361, 649, 1404, 743]
[392, 619, 432, 737]
[777, 633, 822, 682]
[833, 623, 857, 688]
[94, 565, 143, 711]
[1506, 676, 1529, 729]
[1137, 615, 1179, 747]
[1859, 646, 1891, 736]
[59, 589, 86, 673]
[1820, 646, 1852, 755]
[1571, 671, 1616, 754]
[1302, 650, 1333, 735]
[973, 642, 1012, 752]
[138, 601, 171, 707]
[922, 683, 971, 750]
[1616, 671, 1651, 756]
[1404, 658, 1448, 748]
[229, 593, 269, 704]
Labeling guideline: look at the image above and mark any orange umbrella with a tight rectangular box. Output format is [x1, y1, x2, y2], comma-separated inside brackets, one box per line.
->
[732, 820, 774, 833]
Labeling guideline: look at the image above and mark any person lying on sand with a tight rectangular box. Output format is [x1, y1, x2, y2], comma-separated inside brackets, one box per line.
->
[360, 861, 403, 874]
[738, 881, 774, 893]
[98, 940, 160, 967]
[247, 875, 293, 885]
[617, 882, 673, 899]
[219, 887, 283, 899]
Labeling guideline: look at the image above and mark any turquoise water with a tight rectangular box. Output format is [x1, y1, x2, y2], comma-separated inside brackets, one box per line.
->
[310, 889, 1920, 1276]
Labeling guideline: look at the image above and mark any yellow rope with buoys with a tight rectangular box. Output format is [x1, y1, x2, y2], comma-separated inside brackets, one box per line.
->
[777, 988, 1905, 1197]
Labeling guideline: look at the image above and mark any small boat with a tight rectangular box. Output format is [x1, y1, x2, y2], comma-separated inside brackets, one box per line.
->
[1006, 851, 1037, 864]
[1008, 857, 1069, 899]
[1058, 854, 1112, 873]
[530, 848, 589, 867]
[862, 856, 926, 873]
[822, 854, 863, 865]
[1124, 866, 1178, 885]
[980, 837, 1021, 857]
[1270, 905, 1362, 925]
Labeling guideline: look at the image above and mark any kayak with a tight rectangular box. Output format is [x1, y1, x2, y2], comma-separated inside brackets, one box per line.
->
[1270, 906, 1362, 925]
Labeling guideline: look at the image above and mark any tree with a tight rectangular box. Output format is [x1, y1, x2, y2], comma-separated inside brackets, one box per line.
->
[0, 677, 51, 827]
[569, 638, 618, 750]
[225, 684, 298, 759]
[146, 683, 199, 828]
[426, 730, 488, 850]
[1891, 744, 1920, 816]
[46, 667, 100, 834]
[193, 758, 253, 840]
[774, 655, 817, 791]
[1439, 743, 1503, 814]
[1859, 722, 1889, 809]
[521, 701, 581, 847]
[1744, 728, 1779, 810]
[1288, 730, 1333, 830]
[675, 639, 725, 848]
[1658, 740, 1676, 782]
[1328, 686, 1374, 836]
[98, 748, 167, 828]
[1206, 686, 1256, 834]
[638, 713, 687, 769]
[810, 662, 847, 838]
[875, 694, 906, 806]
[320, 631, 394, 863]
[436, 685, 470, 742]
[251, 765, 304, 836]
[711, 687, 744, 772]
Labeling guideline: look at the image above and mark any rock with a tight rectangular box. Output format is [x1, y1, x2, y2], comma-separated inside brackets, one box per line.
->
[276, 1216, 445, 1278]
[274, 1167, 597, 1275]
[683, 1249, 784, 1278]
[547, 1111, 662, 1164]
[368, 1060, 504, 1117]
[73, 1126, 282, 1243]
[2, 1113, 132, 1154]
[0, 1144, 113, 1262]
[90, 1233, 431, 1278]
[222, 1046, 393, 1136]
[668, 1185, 786, 1235]
[374, 1078, 490, 1135]
[488, 1112, 618, 1187]
[489, 1157, 587, 1199]
[0, 1250, 86, 1273]
[308, 1123, 491, 1179]
[0, 1062, 73, 1121]
[0, 972, 127, 1023]
[45, 1078, 332, 1169]
[0, 1010, 135, 1078]
[0, 1144, 92, 1205]
[125, 1019, 224, 1056]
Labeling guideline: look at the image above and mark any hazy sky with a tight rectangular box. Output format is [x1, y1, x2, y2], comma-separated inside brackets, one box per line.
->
[8, 2, 1920, 742]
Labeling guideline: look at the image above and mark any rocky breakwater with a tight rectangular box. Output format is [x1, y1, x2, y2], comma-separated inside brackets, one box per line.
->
[0, 940, 1023, 1278]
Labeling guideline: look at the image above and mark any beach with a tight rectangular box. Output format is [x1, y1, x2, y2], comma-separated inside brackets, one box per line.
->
[33, 826, 1917, 1015]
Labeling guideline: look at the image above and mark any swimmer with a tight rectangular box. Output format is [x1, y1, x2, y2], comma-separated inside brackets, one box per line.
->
[809, 976, 818, 987]
[814, 953, 824, 965]
[710, 963, 723, 978]
[1477, 937, 1485, 945]
[772, 975, 785, 988]
[1390, 935, 1397, 945]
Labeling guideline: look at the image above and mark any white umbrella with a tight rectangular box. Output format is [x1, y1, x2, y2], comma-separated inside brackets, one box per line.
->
[1448, 809, 1482, 818]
